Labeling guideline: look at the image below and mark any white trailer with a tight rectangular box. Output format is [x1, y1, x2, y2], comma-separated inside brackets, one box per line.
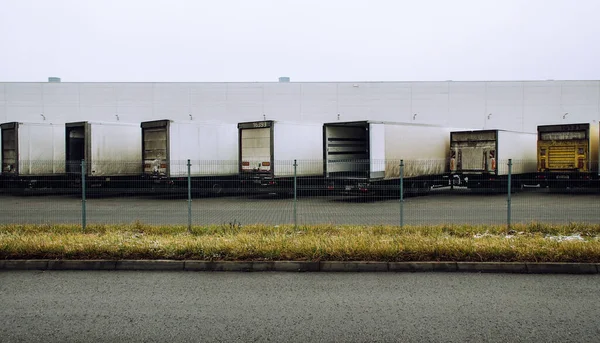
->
[238, 120, 323, 192]
[141, 120, 238, 193]
[65, 121, 142, 181]
[323, 121, 452, 194]
[1, 121, 66, 190]
[449, 130, 538, 188]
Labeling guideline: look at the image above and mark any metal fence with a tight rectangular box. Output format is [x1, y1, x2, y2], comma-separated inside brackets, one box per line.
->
[1, 159, 599, 227]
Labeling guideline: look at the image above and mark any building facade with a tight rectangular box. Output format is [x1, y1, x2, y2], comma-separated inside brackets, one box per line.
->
[0, 80, 599, 132]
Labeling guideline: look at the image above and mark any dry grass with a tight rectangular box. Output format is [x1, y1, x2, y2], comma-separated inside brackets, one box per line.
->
[1, 222, 600, 262]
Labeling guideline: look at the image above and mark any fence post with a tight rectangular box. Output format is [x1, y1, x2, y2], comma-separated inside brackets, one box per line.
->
[81, 160, 86, 231]
[293, 159, 297, 229]
[507, 159, 512, 229]
[400, 159, 404, 228]
[187, 159, 192, 233]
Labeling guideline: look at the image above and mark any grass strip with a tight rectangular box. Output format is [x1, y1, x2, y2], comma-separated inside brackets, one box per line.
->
[1, 223, 600, 262]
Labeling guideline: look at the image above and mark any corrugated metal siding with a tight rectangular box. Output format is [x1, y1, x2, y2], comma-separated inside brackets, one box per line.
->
[1, 81, 599, 133]
[448, 82, 486, 130]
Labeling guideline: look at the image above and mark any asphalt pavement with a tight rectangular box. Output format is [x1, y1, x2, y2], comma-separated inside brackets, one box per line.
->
[0, 190, 598, 225]
[1, 271, 599, 342]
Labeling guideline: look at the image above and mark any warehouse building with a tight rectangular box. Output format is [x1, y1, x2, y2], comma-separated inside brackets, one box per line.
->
[0, 79, 599, 132]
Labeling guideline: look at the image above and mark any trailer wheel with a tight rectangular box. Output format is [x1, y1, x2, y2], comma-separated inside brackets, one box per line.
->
[421, 181, 431, 195]
[211, 183, 223, 195]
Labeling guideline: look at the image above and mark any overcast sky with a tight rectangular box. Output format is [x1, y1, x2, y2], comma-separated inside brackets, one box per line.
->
[1, 0, 599, 82]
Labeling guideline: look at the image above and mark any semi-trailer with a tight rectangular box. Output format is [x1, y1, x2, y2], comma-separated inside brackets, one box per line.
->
[65, 121, 142, 188]
[323, 121, 452, 195]
[536, 123, 599, 188]
[238, 120, 323, 193]
[140, 120, 238, 194]
[449, 129, 538, 189]
[1, 122, 66, 191]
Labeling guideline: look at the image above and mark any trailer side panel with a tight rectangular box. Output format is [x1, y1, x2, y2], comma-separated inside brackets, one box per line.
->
[19, 123, 66, 176]
[273, 122, 323, 177]
[384, 124, 450, 179]
[496, 130, 537, 175]
[89, 123, 142, 176]
[169, 122, 238, 177]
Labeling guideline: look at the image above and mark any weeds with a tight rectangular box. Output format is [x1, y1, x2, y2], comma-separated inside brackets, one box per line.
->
[1, 222, 599, 262]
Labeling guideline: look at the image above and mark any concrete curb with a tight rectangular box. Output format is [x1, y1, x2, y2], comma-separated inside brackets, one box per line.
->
[321, 261, 388, 272]
[48, 260, 117, 270]
[525, 262, 598, 274]
[115, 260, 184, 271]
[456, 262, 528, 273]
[1, 260, 599, 274]
[3, 260, 49, 270]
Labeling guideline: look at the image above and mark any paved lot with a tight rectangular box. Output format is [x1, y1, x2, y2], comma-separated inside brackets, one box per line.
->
[1, 271, 599, 343]
[0, 190, 598, 225]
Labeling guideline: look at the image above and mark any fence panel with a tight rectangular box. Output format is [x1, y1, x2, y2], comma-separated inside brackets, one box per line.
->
[0, 159, 598, 227]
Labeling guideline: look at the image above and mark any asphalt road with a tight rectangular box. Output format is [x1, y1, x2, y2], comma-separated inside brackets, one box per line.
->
[1, 190, 599, 226]
[1, 271, 599, 343]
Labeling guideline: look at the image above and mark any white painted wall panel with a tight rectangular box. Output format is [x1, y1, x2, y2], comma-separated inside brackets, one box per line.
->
[79, 84, 116, 106]
[77, 85, 118, 123]
[153, 83, 189, 107]
[190, 83, 228, 123]
[6, 84, 42, 106]
[153, 83, 189, 122]
[523, 106, 563, 132]
[115, 83, 153, 123]
[300, 83, 337, 123]
[485, 82, 524, 132]
[522, 81, 563, 131]
[79, 106, 118, 122]
[1, 81, 599, 135]
[368, 83, 412, 122]
[226, 84, 263, 123]
[42, 83, 79, 106]
[448, 82, 486, 130]
[337, 83, 370, 121]
[561, 81, 599, 105]
[524, 81, 562, 106]
[115, 83, 153, 107]
[263, 83, 301, 122]
[560, 81, 600, 124]
[40, 106, 79, 124]
[113, 105, 154, 123]
[411, 82, 449, 126]
[6, 106, 44, 123]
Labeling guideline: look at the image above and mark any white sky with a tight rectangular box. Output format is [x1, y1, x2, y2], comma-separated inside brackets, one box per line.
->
[0, 0, 599, 82]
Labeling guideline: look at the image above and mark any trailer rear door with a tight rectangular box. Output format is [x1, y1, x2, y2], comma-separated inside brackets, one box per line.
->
[66, 126, 86, 174]
[1, 124, 17, 175]
[143, 127, 168, 176]
[451, 131, 496, 173]
[538, 128, 588, 171]
[241, 127, 272, 173]
[324, 124, 369, 177]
